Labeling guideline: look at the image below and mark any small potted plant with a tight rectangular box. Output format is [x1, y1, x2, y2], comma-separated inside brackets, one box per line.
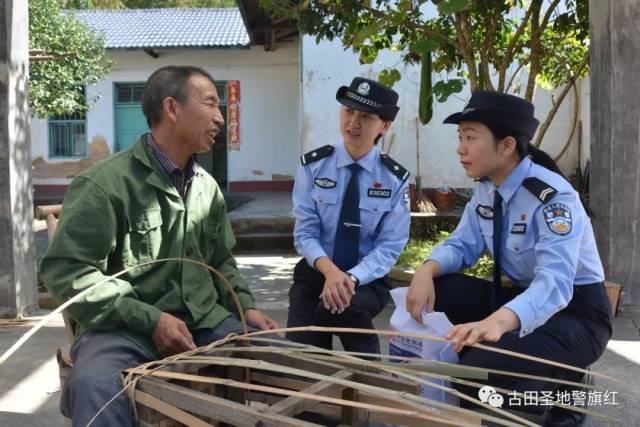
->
[433, 182, 456, 211]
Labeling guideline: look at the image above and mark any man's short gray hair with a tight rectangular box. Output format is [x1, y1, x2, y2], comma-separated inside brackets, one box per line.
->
[142, 65, 216, 127]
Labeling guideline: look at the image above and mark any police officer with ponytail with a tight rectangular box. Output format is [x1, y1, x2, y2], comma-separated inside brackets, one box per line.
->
[287, 77, 411, 354]
[406, 91, 612, 427]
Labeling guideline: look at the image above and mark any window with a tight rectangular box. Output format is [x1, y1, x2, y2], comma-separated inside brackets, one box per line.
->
[215, 82, 227, 104]
[116, 83, 145, 104]
[48, 112, 87, 158]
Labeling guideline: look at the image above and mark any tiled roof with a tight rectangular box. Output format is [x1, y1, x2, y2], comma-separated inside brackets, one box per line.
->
[69, 8, 250, 49]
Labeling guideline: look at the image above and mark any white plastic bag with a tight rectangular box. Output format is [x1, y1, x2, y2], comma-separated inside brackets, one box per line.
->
[388, 287, 459, 406]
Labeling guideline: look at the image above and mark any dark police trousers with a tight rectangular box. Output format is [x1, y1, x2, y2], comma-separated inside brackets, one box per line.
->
[286, 259, 390, 354]
[435, 273, 612, 414]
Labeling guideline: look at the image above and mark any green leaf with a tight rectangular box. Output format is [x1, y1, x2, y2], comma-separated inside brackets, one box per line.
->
[378, 68, 401, 87]
[29, 0, 111, 117]
[437, 0, 469, 15]
[432, 79, 465, 102]
[358, 45, 379, 64]
[410, 37, 441, 55]
[352, 23, 379, 45]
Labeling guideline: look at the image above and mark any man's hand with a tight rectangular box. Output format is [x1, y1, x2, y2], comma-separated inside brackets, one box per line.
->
[152, 312, 196, 356]
[445, 308, 520, 352]
[245, 309, 280, 331]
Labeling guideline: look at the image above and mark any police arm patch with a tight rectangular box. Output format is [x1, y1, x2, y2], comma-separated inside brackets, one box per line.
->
[402, 188, 410, 211]
[543, 203, 572, 235]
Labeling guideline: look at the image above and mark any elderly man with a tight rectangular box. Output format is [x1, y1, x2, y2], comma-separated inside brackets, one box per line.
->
[40, 65, 279, 426]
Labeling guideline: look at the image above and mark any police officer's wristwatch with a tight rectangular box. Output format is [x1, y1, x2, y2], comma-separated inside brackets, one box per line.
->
[347, 273, 360, 286]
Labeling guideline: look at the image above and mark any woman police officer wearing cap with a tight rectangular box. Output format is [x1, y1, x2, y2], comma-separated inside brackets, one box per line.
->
[286, 77, 411, 354]
[406, 91, 612, 426]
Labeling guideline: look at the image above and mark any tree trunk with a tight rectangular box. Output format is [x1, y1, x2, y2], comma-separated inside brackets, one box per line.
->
[452, 12, 479, 91]
[525, 0, 543, 101]
[590, 0, 640, 305]
[534, 55, 588, 147]
[0, 0, 38, 317]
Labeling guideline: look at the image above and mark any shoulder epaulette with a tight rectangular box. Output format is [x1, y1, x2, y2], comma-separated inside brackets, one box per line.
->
[380, 153, 410, 182]
[300, 145, 334, 165]
[522, 177, 557, 203]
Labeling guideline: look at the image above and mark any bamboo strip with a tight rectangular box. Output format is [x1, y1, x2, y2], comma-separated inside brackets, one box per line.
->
[116, 339, 614, 427]
[232, 326, 619, 383]
[18, 257, 617, 426]
[224, 340, 599, 390]
[301, 345, 613, 423]
[127, 368, 466, 426]
[134, 390, 212, 427]
[145, 334, 612, 424]
[266, 370, 353, 416]
[202, 345, 486, 379]
[0, 257, 248, 366]
[137, 377, 318, 427]
[130, 356, 511, 427]
[259, 346, 534, 427]
[232, 340, 603, 425]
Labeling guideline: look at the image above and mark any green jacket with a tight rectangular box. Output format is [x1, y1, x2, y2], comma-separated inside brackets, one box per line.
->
[40, 138, 255, 358]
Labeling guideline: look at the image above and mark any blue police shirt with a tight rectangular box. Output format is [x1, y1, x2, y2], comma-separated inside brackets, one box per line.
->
[293, 142, 411, 285]
[429, 156, 604, 337]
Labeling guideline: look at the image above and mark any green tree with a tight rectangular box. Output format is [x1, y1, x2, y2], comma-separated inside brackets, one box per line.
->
[29, 0, 112, 117]
[260, 0, 588, 145]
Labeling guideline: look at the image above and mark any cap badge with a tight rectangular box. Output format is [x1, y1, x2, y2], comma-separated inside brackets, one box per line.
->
[357, 82, 370, 96]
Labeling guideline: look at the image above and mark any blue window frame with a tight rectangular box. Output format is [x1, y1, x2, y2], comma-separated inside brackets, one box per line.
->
[116, 83, 146, 104]
[215, 82, 227, 104]
[48, 112, 87, 159]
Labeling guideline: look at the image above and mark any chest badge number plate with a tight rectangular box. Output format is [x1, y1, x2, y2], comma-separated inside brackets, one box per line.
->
[511, 223, 527, 234]
[367, 188, 391, 198]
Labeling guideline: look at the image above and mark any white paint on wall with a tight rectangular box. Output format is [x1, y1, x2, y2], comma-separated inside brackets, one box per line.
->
[30, 117, 48, 162]
[301, 36, 589, 188]
[30, 34, 588, 190]
[30, 41, 301, 185]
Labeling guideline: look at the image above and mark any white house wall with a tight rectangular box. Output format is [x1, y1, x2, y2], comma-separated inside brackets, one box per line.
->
[301, 36, 588, 189]
[31, 41, 301, 191]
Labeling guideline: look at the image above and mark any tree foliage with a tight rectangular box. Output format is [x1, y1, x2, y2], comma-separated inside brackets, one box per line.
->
[260, 0, 589, 142]
[29, 0, 112, 117]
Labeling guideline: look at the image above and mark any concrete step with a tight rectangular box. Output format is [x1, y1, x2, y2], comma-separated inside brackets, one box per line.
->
[230, 213, 459, 236]
[230, 216, 294, 235]
[230, 213, 461, 253]
[235, 231, 294, 252]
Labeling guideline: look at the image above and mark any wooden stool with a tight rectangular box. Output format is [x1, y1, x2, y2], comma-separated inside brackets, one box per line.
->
[604, 281, 623, 317]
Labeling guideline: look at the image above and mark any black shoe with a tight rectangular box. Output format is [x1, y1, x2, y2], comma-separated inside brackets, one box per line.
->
[544, 369, 592, 427]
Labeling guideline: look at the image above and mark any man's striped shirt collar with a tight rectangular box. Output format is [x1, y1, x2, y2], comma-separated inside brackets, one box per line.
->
[144, 133, 196, 198]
